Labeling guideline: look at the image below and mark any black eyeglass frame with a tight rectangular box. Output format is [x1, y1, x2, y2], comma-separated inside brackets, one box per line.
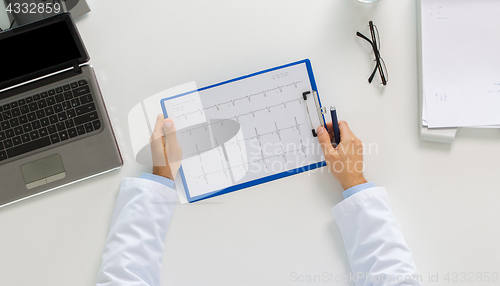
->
[356, 21, 388, 86]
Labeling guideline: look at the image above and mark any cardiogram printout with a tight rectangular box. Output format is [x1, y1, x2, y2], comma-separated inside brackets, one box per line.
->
[161, 60, 326, 202]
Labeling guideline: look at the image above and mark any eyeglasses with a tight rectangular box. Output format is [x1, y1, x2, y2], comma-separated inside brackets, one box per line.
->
[356, 21, 388, 86]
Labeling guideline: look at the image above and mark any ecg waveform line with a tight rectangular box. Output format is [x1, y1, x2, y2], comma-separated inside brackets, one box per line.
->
[193, 144, 313, 182]
[183, 117, 307, 158]
[180, 97, 303, 136]
[175, 81, 303, 120]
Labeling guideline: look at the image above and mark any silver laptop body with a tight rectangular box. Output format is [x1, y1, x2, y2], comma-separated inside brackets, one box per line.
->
[0, 13, 122, 207]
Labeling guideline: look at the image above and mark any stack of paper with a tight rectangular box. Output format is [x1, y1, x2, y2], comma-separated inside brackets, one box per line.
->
[421, 0, 500, 128]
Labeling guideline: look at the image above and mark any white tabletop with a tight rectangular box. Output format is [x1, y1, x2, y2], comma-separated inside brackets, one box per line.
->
[1, 0, 500, 285]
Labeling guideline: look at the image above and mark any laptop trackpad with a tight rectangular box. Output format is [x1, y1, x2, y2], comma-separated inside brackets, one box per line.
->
[21, 154, 67, 190]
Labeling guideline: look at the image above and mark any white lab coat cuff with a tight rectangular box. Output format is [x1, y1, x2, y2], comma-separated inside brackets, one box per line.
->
[332, 187, 389, 218]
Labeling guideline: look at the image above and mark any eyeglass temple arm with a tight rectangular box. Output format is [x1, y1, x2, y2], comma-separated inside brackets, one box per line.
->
[373, 50, 387, 85]
[357, 32, 385, 84]
[369, 21, 378, 51]
[368, 23, 387, 85]
[356, 32, 375, 48]
[368, 64, 378, 83]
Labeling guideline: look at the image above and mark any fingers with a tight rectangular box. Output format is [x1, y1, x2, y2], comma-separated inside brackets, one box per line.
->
[338, 121, 355, 142]
[325, 122, 333, 131]
[163, 118, 177, 148]
[323, 120, 360, 150]
[317, 126, 337, 159]
[325, 121, 336, 142]
[163, 118, 182, 163]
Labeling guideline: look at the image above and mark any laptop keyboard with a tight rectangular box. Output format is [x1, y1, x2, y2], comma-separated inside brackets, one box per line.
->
[0, 79, 101, 162]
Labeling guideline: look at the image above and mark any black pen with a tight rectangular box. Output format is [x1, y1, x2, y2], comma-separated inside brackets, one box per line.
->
[330, 106, 340, 147]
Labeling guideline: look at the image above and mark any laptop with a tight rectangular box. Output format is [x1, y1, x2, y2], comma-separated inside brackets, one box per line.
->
[0, 13, 123, 207]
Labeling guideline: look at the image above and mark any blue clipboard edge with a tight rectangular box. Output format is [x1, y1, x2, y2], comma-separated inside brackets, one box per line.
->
[160, 59, 328, 203]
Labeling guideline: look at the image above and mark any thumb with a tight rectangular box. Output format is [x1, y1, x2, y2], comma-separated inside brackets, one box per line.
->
[163, 119, 177, 145]
[163, 119, 182, 162]
[317, 126, 336, 159]
[151, 115, 167, 167]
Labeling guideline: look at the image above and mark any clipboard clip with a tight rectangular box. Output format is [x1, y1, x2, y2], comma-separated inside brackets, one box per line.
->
[303, 91, 327, 137]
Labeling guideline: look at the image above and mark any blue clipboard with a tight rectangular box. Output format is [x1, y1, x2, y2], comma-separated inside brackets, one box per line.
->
[161, 59, 327, 203]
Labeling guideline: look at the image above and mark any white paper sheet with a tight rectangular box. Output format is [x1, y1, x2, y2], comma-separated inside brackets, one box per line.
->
[422, 0, 500, 128]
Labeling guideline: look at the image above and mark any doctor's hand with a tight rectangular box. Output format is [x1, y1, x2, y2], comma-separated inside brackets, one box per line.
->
[150, 115, 182, 181]
[317, 121, 367, 190]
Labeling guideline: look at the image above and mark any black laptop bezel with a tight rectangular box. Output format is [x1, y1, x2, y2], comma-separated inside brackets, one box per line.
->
[0, 13, 90, 91]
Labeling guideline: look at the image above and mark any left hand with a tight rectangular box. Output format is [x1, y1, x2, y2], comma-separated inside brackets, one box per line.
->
[150, 115, 182, 180]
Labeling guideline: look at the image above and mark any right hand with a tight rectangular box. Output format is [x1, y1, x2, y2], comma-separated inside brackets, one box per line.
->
[317, 121, 367, 190]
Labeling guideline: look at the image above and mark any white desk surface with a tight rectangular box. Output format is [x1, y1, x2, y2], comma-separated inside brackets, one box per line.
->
[1, 1, 500, 285]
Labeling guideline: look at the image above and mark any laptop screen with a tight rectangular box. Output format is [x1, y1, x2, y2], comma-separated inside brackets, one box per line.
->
[0, 13, 89, 91]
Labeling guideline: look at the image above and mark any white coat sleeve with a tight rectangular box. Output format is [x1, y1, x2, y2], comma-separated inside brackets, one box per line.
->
[332, 187, 423, 286]
[96, 178, 178, 286]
